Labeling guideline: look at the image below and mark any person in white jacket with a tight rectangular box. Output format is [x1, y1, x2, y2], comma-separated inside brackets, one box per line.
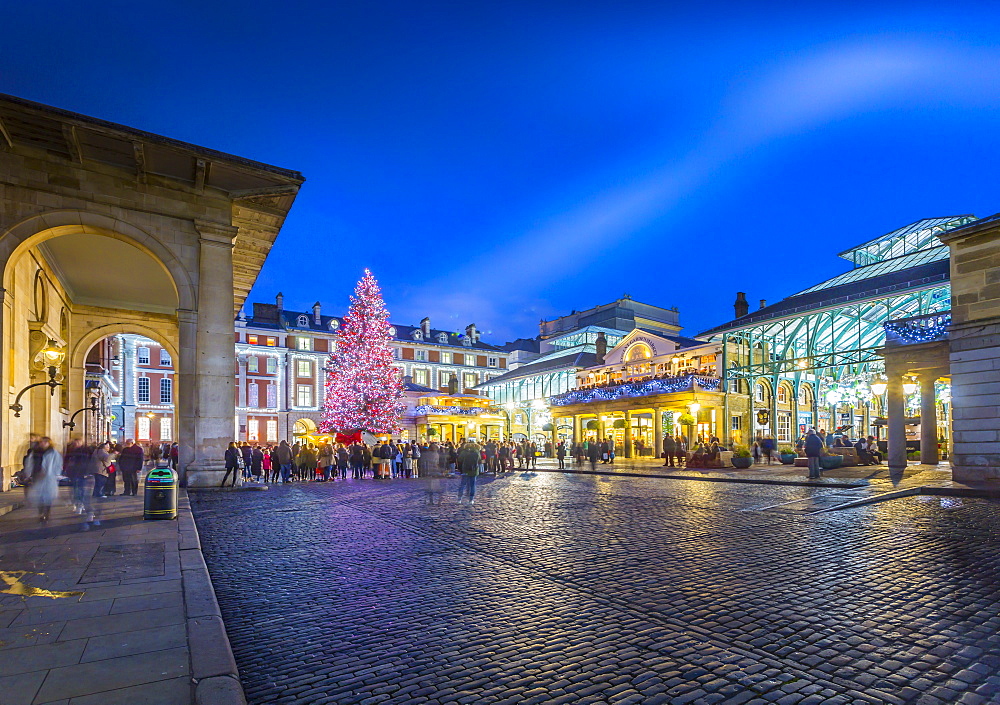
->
[24, 436, 61, 522]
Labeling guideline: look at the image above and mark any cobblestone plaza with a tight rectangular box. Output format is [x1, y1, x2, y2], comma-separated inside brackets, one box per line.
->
[192, 472, 1000, 705]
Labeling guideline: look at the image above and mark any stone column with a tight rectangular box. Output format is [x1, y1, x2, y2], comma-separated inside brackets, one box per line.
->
[653, 408, 663, 461]
[920, 373, 939, 465]
[185, 221, 239, 488]
[176, 309, 197, 482]
[624, 410, 633, 458]
[572, 415, 581, 446]
[887, 369, 907, 470]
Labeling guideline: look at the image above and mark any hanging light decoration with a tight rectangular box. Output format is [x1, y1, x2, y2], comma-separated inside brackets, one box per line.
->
[903, 377, 918, 395]
[870, 378, 887, 396]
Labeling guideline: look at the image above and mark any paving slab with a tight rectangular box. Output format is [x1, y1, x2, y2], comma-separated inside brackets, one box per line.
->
[0, 477, 244, 705]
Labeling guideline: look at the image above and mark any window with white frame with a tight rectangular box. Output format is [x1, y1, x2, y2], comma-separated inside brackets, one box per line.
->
[754, 383, 766, 403]
[247, 356, 258, 373]
[297, 315, 309, 327]
[137, 377, 150, 403]
[413, 368, 428, 386]
[248, 419, 259, 441]
[731, 415, 742, 431]
[777, 413, 792, 442]
[776, 384, 787, 403]
[160, 349, 171, 366]
[729, 379, 741, 393]
[798, 386, 811, 405]
[515, 413, 525, 425]
[440, 351, 452, 364]
[298, 337, 312, 351]
[488, 357, 498, 368]
[266, 357, 278, 374]
[137, 347, 150, 365]
[266, 419, 278, 442]
[463, 372, 477, 389]
[160, 416, 172, 441]
[415, 349, 427, 362]
[248, 383, 259, 408]
[437, 332, 447, 344]
[159, 377, 172, 404]
[266, 384, 277, 408]
[296, 360, 311, 377]
[296, 384, 312, 407]
[137, 415, 150, 440]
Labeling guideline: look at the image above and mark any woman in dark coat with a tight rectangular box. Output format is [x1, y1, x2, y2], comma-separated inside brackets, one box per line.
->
[222, 442, 241, 487]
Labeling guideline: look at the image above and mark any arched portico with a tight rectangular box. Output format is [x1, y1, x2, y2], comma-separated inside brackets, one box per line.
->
[0, 93, 303, 488]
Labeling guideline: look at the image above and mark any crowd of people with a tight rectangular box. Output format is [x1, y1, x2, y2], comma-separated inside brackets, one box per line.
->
[18, 436, 175, 527]
[221, 438, 550, 488]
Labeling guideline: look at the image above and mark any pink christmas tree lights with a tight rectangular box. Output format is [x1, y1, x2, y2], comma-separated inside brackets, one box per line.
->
[320, 269, 405, 434]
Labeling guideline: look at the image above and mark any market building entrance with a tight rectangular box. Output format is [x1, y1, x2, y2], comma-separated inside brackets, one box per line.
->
[0, 94, 302, 487]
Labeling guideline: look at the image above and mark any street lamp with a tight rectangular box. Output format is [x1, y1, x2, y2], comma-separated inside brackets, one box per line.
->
[63, 396, 99, 431]
[902, 377, 918, 395]
[9, 340, 66, 417]
[870, 379, 887, 396]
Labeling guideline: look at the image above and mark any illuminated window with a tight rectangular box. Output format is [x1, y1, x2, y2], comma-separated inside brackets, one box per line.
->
[440, 371, 454, 388]
[441, 352, 452, 364]
[160, 417, 172, 441]
[266, 384, 277, 408]
[137, 347, 150, 365]
[266, 357, 277, 374]
[266, 419, 278, 442]
[298, 337, 312, 351]
[137, 377, 150, 403]
[777, 413, 791, 442]
[137, 416, 150, 440]
[248, 419, 259, 441]
[415, 349, 427, 362]
[160, 349, 171, 366]
[777, 385, 787, 403]
[297, 360, 311, 377]
[159, 378, 172, 404]
[248, 335, 259, 345]
[296, 384, 312, 407]
[463, 372, 477, 389]
[248, 383, 259, 407]
[413, 369, 428, 386]
[266, 337, 277, 347]
[247, 356, 258, 373]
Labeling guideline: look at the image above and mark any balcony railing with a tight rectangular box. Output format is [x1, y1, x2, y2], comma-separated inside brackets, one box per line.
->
[550, 374, 721, 406]
[414, 404, 502, 416]
[883, 311, 951, 346]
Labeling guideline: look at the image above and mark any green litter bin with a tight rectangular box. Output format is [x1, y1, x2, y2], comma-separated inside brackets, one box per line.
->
[144, 465, 178, 520]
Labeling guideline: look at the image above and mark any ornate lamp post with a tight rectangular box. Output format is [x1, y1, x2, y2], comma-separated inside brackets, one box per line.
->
[63, 396, 99, 431]
[9, 340, 66, 417]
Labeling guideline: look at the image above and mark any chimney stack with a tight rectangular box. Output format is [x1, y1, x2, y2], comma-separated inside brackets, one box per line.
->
[421, 317, 431, 338]
[465, 323, 479, 344]
[759, 299, 767, 310]
[313, 301, 322, 325]
[276, 292, 284, 314]
[734, 292, 749, 318]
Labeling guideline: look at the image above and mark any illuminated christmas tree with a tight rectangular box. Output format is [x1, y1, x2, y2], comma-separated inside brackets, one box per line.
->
[320, 269, 405, 434]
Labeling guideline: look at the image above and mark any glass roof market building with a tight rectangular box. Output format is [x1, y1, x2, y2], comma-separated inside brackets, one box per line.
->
[699, 215, 971, 446]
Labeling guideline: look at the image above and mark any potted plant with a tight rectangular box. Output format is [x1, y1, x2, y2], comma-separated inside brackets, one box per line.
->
[731, 444, 752, 469]
[426, 427, 438, 438]
[778, 445, 796, 465]
[612, 419, 626, 429]
[820, 450, 843, 470]
[586, 420, 599, 431]
[541, 423, 554, 432]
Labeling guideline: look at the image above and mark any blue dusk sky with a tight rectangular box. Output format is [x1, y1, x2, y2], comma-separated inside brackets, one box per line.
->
[3, 2, 1000, 342]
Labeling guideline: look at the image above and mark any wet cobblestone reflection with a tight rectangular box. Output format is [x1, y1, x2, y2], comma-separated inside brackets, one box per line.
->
[191, 474, 1000, 705]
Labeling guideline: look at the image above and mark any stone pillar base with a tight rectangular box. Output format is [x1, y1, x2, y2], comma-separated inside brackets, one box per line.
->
[952, 456, 1000, 483]
[185, 469, 230, 488]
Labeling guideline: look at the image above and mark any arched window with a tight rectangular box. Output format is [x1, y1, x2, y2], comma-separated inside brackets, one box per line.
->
[754, 383, 767, 403]
[437, 332, 448, 344]
[411, 329, 423, 341]
[160, 377, 172, 404]
[297, 315, 309, 328]
[777, 384, 788, 403]
[626, 343, 652, 362]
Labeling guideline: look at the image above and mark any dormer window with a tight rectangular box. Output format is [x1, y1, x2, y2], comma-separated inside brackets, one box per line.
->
[437, 332, 448, 344]
[411, 330, 423, 341]
[388, 326, 397, 336]
[297, 315, 309, 328]
[329, 319, 339, 331]
[462, 336, 472, 347]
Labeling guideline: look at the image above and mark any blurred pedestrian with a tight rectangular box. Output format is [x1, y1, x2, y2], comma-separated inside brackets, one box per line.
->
[24, 436, 60, 522]
[118, 439, 144, 496]
[456, 441, 480, 504]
